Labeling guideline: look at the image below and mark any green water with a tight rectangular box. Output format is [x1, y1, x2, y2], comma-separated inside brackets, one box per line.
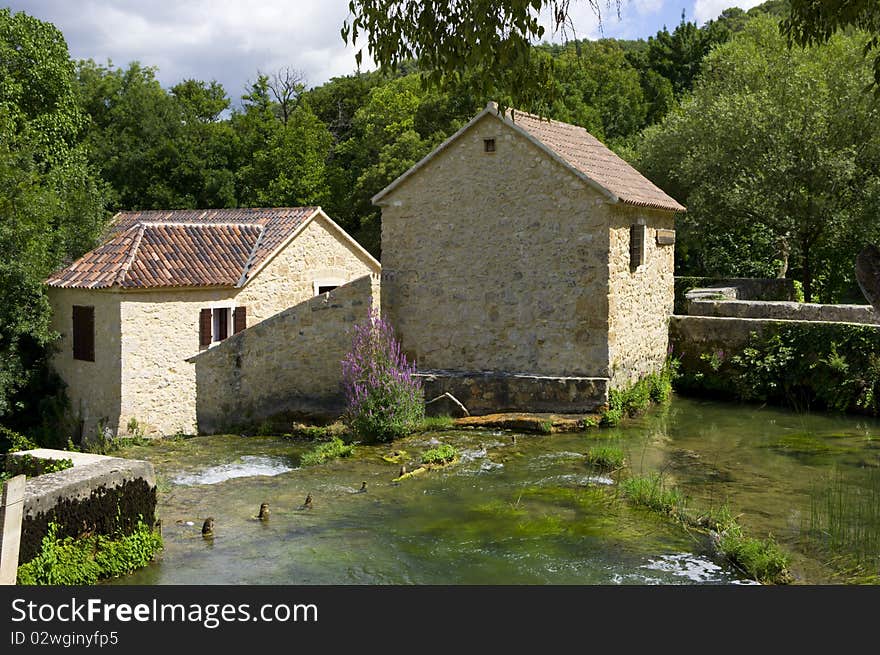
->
[112, 397, 880, 585]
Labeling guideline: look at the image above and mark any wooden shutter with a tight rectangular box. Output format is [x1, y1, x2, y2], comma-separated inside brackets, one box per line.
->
[72, 305, 95, 362]
[199, 308, 212, 346]
[233, 306, 247, 334]
[630, 224, 646, 269]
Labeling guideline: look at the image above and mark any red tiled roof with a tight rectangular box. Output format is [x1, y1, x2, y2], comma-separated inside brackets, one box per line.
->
[46, 207, 318, 289]
[508, 110, 686, 212]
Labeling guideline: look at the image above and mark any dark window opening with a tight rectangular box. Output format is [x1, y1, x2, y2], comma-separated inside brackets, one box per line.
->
[630, 224, 646, 270]
[72, 305, 95, 361]
[484, 138, 496, 153]
[214, 307, 229, 341]
[318, 285, 338, 295]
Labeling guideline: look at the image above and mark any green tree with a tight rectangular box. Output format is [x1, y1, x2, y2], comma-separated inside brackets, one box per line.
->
[637, 16, 880, 302]
[0, 10, 108, 423]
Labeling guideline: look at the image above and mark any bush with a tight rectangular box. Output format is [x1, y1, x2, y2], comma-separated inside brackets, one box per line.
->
[341, 309, 424, 442]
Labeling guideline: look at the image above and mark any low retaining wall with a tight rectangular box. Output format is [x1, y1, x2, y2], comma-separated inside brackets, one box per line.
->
[687, 299, 879, 325]
[6, 449, 156, 565]
[418, 370, 609, 415]
[674, 276, 797, 313]
[190, 274, 380, 433]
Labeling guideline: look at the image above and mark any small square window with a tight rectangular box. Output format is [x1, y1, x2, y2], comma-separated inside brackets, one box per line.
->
[484, 138, 496, 153]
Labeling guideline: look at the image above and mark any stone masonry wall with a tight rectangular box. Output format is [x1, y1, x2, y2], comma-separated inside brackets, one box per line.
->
[47, 288, 123, 440]
[686, 298, 880, 325]
[379, 113, 611, 377]
[191, 274, 380, 434]
[607, 206, 676, 388]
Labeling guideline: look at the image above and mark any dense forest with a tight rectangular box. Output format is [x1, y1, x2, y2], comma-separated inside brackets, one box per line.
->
[2, 1, 879, 440]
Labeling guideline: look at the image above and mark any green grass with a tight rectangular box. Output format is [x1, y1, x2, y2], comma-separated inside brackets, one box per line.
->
[717, 524, 792, 584]
[416, 416, 456, 432]
[299, 437, 355, 466]
[620, 474, 687, 516]
[584, 446, 626, 470]
[420, 444, 458, 465]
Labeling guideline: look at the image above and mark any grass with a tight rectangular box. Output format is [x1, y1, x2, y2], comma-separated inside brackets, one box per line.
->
[416, 416, 457, 432]
[584, 445, 626, 470]
[420, 444, 458, 465]
[619, 474, 687, 516]
[717, 524, 792, 585]
[299, 437, 355, 466]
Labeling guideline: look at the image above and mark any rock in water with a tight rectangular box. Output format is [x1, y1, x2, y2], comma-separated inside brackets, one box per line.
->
[856, 244, 880, 311]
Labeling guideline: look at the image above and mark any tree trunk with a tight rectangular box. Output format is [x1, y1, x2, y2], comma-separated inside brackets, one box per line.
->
[776, 236, 790, 278]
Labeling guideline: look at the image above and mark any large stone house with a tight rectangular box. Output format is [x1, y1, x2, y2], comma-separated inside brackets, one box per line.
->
[45, 207, 380, 438]
[373, 102, 685, 413]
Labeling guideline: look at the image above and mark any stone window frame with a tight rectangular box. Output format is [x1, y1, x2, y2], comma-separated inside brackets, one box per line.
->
[313, 278, 345, 296]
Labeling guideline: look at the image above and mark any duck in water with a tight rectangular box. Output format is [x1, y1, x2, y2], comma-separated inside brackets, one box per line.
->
[399, 465, 407, 478]
[258, 503, 270, 520]
[201, 518, 214, 538]
[357, 481, 367, 493]
[301, 493, 313, 510]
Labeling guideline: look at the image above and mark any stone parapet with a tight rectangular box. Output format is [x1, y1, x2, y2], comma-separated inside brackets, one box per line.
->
[686, 299, 880, 325]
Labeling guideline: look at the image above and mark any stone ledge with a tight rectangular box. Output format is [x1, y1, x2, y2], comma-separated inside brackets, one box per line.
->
[7, 449, 156, 517]
[417, 370, 609, 415]
[454, 412, 598, 433]
[687, 298, 879, 325]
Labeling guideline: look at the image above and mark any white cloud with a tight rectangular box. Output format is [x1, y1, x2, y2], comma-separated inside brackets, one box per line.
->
[692, 0, 766, 26]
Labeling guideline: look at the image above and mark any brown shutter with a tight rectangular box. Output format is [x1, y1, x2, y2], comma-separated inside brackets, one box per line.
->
[72, 305, 95, 362]
[199, 308, 212, 346]
[233, 306, 247, 334]
[630, 224, 645, 269]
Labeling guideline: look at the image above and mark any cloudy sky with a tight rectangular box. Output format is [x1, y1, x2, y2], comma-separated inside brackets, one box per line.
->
[8, 0, 766, 104]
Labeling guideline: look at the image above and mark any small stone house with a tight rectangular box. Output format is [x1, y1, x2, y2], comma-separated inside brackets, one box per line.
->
[45, 207, 380, 438]
[373, 102, 685, 413]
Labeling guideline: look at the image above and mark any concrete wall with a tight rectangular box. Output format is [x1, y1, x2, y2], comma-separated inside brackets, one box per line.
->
[191, 274, 380, 434]
[687, 299, 880, 325]
[379, 112, 611, 377]
[607, 206, 676, 388]
[47, 288, 123, 440]
[50, 215, 378, 438]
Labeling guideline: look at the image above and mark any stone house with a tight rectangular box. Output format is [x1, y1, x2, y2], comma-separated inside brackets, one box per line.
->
[45, 207, 380, 438]
[373, 102, 685, 413]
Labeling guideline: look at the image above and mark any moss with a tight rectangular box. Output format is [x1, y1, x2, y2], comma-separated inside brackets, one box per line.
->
[17, 520, 162, 585]
[299, 437, 355, 466]
[415, 416, 456, 432]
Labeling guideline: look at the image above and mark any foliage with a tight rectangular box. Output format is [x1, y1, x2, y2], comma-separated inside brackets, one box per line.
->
[637, 16, 880, 302]
[299, 436, 355, 466]
[0, 425, 36, 453]
[716, 523, 792, 584]
[600, 361, 677, 426]
[341, 309, 424, 442]
[420, 443, 458, 465]
[584, 445, 625, 470]
[782, 0, 880, 93]
[677, 323, 880, 414]
[620, 474, 687, 516]
[17, 520, 162, 585]
[6, 454, 73, 478]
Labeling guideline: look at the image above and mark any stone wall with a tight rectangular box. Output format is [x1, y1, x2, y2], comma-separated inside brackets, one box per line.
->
[379, 112, 611, 378]
[687, 299, 880, 325]
[47, 288, 123, 440]
[674, 277, 797, 313]
[191, 274, 380, 434]
[7, 449, 156, 564]
[607, 205, 676, 388]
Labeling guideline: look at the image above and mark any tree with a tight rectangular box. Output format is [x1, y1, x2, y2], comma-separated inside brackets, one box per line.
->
[783, 0, 880, 92]
[343, 0, 620, 107]
[0, 10, 108, 425]
[637, 16, 880, 303]
[265, 67, 306, 125]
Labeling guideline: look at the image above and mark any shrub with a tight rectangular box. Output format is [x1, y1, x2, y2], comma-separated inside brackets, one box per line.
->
[341, 309, 424, 442]
[6, 453, 73, 478]
[299, 437, 355, 466]
[420, 444, 458, 465]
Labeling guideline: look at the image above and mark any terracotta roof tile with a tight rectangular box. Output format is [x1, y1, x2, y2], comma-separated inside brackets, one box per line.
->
[46, 207, 317, 289]
[508, 110, 686, 212]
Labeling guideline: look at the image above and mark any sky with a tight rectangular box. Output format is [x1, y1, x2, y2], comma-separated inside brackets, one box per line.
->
[7, 0, 766, 103]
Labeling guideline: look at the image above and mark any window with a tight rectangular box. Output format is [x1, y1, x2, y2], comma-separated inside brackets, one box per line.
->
[313, 279, 345, 296]
[484, 138, 496, 153]
[630, 223, 646, 270]
[200, 306, 246, 347]
[72, 305, 95, 361]
[317, 285, 338, 295]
